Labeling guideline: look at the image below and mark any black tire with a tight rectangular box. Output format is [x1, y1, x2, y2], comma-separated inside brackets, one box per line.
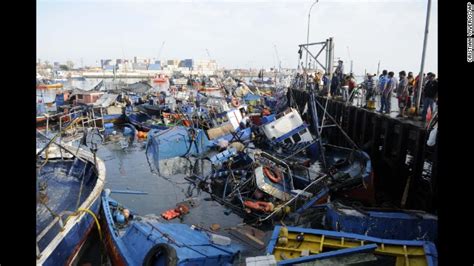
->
[142, 243, 178, 266]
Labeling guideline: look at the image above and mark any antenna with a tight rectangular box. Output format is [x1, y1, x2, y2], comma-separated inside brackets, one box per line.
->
[158, 41, 166, 59]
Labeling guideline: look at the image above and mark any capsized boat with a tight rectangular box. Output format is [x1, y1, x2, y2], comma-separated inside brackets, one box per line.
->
[101, 190, 242, 265]
[266, 226, 437, 265]
[324, 201, 438, 242]
[36, 133, 106, 265]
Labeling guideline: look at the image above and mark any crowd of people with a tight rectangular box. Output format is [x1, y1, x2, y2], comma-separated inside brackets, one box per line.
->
[298, 60, 438, 122]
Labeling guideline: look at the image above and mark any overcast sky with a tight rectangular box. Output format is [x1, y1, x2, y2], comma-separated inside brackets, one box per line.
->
[37, 0, 438, 75]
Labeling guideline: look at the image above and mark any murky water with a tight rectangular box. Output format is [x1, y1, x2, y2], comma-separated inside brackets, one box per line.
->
[95, 133, 267, 261]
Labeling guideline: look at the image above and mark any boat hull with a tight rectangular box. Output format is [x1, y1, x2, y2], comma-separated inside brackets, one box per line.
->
[36, 145, 106, 266]
[267, 226, 438, 266]
[325, 202, 438, 242]
[40, 197, 101, 266]
[100, 192, 241, 266]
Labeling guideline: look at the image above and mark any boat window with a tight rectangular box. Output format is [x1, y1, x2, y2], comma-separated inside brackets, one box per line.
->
[292, 133, 302, 143]
[284, 138, 293, 144]
[299, 128, 307, 136]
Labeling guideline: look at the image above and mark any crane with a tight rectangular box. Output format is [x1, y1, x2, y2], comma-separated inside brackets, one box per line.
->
[157, 41, 165, 60]
[273, 44, 281, 72]
[205, 49, 212, 60]
[347, 46, 353, 74]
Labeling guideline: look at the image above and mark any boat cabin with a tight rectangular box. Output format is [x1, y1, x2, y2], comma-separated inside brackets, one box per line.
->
[72, 91, 105, 105]
[261, 108, 313, 145]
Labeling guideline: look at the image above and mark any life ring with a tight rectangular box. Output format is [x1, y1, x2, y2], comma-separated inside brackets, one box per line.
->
[243, 200, 274, 213]
[231, 98, 240, 107]
[263, 166, 283, 183]
[142, 243, 178, 266]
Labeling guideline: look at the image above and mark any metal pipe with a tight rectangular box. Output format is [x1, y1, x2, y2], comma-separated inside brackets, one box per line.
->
[305, 0, 319, 69]
[416, 0, 432, 113]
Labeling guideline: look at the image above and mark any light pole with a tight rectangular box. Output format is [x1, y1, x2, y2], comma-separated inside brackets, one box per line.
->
[416, 0, 432, 115]
[305, 0, 319, 69]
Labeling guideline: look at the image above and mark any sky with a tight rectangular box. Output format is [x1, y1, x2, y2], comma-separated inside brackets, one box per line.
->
[37, 0, 438, 75]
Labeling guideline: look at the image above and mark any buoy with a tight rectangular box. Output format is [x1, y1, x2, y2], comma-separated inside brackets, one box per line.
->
[123, 209, 130, 219]
[261, 108, 271, 116]
[243, 200, 274, 212]
[137, 131, 148, 139]
[263, 166, 283, 183]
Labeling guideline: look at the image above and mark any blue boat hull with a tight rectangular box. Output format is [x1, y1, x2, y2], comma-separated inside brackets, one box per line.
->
[41, 196, 101, 266]
[36, 144, 106, 266]
[101, 192, 241, 266]
[325, 202, 438, 242]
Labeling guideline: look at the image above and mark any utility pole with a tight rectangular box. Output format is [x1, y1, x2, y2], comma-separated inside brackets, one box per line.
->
[347, 46, 353, 74]
[305, 0, 319, 69]
[416, 0, 432, 114]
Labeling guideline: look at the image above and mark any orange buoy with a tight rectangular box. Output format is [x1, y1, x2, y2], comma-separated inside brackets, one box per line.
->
[182, 120, 192, 127]
[137, 131, 148, 139]
[261, 108, 271, 116]
[161, 209, 181, 220]
[263, 166, 283, 183]
[243, 201, 274, 213]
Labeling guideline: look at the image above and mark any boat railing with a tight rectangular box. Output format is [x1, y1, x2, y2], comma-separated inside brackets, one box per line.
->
[36, 210, 75, 257]
[59, 107, 105, 134]
[257, 150, 294, 191]
[258, 174, 328, 222]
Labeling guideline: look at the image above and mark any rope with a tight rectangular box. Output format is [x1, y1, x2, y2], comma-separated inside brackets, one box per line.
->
[65, 208, 103, 241]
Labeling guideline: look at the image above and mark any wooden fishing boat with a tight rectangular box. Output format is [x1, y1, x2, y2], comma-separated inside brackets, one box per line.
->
[100, 190, 241, 265]
[36, 138, 106, 265]
[266, 226, 437, 265]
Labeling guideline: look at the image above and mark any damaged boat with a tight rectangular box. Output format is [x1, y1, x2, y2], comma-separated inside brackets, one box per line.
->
[186, 105, 373, 224]
[266, 225, 437, 265]
[100, 189, 242, 265]
[36, 132, 105, 265]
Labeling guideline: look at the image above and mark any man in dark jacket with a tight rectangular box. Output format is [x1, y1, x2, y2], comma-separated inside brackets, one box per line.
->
[420, 72, 438, 121]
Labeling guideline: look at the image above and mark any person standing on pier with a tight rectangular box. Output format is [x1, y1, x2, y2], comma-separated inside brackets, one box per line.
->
[347, 74, 357, 102]
[335, 60, 344, 81]
[330, 74, 340, 97]
[420, 73, 438, 122]
[381, 71, 397, 114]
[322, 73, 330, 95]
[377, 70, 389, 113]
[362, 73, 376, 107]
[413, 73, 426, 109]
[407, 72, 415, 109]
[396, 71, 409, 118]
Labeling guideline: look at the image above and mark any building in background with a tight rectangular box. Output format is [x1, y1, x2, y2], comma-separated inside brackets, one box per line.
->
[193, 59, 218, 73]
